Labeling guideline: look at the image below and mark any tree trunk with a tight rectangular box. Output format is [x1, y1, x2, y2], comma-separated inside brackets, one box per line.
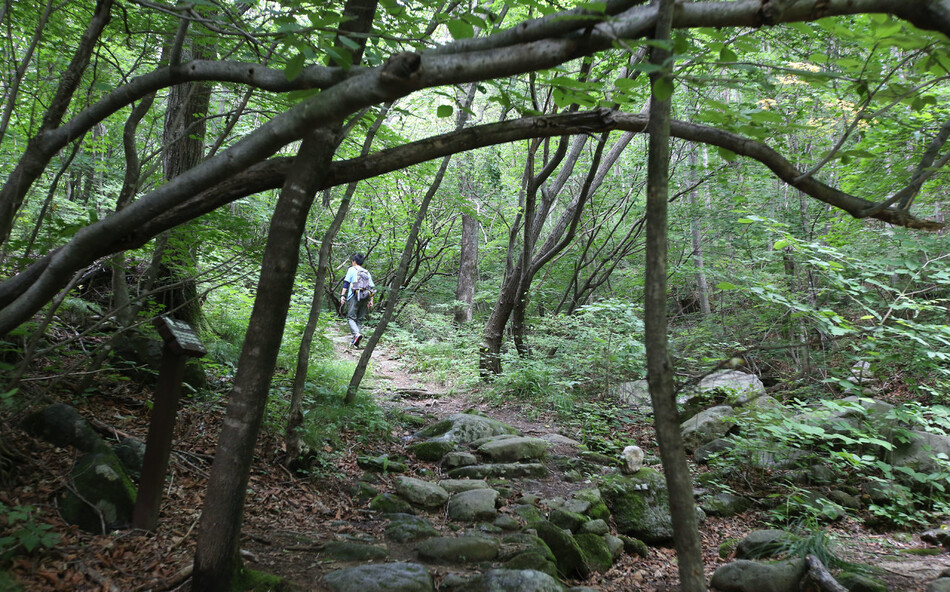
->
[644, 1, 706, 590]
[192, 128, 334, 591]
[156, 26, 215, 329]
[454, 212, 477, 324]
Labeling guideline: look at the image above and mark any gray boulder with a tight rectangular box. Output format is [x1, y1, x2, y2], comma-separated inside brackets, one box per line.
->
[322, 541, 389, 561]
[701, 493, 752, 517]
[448, 489, 499, 522]
[454, 569, 564, 592]
[447, 463, 548, 480]
[890, 430, 950, 476]
[699, 370, 765, 404]
[442, 452, 478, 469]
[709, 558, 805, 592]
[416, 535, 499, 563]
[58, 450, 136, 533]
[735, 530, 798, 559]
[394, 477, 449, 509]
[477, 436, 548, 463]
[579, 519, 610, 535]
[929, 578, 950, 592]
[681, 405, 736, 451]
[414, 413, 519, 446]
[694, 438, 734, 464]
[22, 403, 105, 453]
[112, 437, 146, 480]
[611, 380, 652, 413]
[323, 562, 433, 592]
[385, 514, 439, 542]
[439, 479, 489, 493]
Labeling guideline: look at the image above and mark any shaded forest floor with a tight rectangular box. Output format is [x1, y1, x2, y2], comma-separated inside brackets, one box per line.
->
[3, 328, 949, 591]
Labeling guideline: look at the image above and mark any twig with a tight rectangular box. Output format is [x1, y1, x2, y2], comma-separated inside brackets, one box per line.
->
[169, 516, 200, 552]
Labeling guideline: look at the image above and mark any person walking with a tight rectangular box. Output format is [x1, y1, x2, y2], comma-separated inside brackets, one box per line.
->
[340, 253, 375, 347]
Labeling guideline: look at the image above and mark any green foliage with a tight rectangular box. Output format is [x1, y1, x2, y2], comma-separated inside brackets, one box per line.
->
[0, 504, 59, 562]
[293, 359, 392, 478]
[387, 304, 480, 387]
[708, 397, 950, 527]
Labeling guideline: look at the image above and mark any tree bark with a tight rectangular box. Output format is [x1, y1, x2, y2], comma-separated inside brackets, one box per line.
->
[454, 211, 478, 324]
[156, 20, 216, 330]
[644, 1, 705, 590]
[191, 128, 334, 591]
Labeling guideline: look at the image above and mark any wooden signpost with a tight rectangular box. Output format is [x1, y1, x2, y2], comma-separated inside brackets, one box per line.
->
[132, 316, 206, 531]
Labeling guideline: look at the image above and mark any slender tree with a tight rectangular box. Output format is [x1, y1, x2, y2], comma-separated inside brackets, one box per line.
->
[644, 0, 705, 589]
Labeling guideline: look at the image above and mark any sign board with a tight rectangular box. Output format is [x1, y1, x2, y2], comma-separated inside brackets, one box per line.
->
[154, 316, 206, 357]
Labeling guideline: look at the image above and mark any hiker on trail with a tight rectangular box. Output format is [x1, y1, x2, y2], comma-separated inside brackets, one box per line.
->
[340, 253, 375, 347]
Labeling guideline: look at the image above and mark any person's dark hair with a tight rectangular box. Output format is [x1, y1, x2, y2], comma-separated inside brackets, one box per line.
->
[352, 253, 365, 265]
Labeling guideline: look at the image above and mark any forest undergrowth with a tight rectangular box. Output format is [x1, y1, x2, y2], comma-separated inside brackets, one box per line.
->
[1, 317, 948, 592]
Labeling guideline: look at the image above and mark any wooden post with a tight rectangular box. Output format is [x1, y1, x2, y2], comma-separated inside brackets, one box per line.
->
[132, 316, 206, 531]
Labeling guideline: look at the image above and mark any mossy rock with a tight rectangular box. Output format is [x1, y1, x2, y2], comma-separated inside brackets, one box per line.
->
[735, 529, 799, 559]
[233, 567, 295, 591]
[503, 551, 559, 578]
[58, 450, 136, 533]
[619, 535, 649, 558]
[574, 533, 613, 573]
[385, 513, 439, 542]
[498, 532, 556, 564]
[599, 468, 674, 543]
[836, 570, 888, 592]
[356, 454, 408, 473]
[322, 541, 388, 562]
[369, 493, 413, 514]
[719, 537, 739, 559]
[408, 441, 456, 462]
[572, 488, 611, 522]
[549, 508, 587, 533]
[416, 535, 499, 563]
[533, 520, 590, 579]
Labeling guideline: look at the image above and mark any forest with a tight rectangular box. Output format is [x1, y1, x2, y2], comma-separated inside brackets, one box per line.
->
[1, 0, 950, 591]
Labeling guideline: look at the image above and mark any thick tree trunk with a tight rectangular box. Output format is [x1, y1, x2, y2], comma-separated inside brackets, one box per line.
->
[644, 1, 706, 590]
[192, 129, 334, 591]
[156, 29, 215, 330]
[454, 212, 477, 324]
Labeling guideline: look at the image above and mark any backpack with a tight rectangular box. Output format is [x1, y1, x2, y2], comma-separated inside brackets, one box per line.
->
[352, 268, 375, 301]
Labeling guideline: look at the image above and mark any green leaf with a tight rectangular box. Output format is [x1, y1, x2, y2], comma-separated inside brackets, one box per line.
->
[436, 105, 454, 118]
[719, 47, 737, 63]
[717, 282, 738, 290]
[447, 18, 475, 39]
[284, 53, 305, 81]
[717, 147, 737, 162]
[653, 77, 674, 101]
